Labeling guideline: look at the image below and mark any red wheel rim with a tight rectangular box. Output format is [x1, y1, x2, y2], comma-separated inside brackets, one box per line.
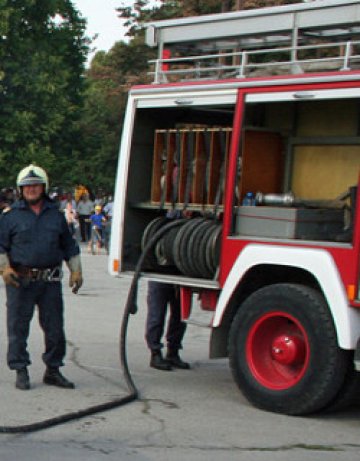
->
[246, 311, 310, 390]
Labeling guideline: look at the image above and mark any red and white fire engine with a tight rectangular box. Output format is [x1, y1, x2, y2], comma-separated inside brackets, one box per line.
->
[109, 0, 360, 415]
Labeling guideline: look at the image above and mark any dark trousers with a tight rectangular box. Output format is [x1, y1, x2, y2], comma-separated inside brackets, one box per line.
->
[145, 282, 187, 353]
[79, 214, 91, 242]
[6, 280, 66, 370]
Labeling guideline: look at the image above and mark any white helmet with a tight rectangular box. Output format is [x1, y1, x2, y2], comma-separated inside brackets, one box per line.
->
[17, 164, 49, 193]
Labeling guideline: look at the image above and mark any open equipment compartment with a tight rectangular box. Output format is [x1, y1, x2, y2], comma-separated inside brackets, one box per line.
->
[122, 100, 236, 272]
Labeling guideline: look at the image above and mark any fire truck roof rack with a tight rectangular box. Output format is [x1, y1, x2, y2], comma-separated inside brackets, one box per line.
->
[144, 0, 360, 84]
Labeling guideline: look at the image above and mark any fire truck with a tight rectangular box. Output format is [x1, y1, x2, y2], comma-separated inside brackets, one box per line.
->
[109, 0, 360, 415]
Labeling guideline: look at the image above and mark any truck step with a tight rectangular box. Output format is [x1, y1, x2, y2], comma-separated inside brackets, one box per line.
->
[185, 319, 212, 328]
[184, 309, 213, 328]
[121, 271, 220, 290]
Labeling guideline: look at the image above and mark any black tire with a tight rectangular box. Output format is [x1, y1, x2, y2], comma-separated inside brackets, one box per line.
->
[228, 283, 348, 415]
[323, 352, 360, 412]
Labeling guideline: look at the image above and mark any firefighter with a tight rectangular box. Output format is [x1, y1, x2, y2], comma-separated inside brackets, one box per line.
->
[0, 164, 83, 390]
[146, 282, 190, 371]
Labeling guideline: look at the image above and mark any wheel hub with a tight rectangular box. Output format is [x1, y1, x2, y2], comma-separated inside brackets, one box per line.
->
[246, 311, 310, 390]
[271, 334, 305, 365]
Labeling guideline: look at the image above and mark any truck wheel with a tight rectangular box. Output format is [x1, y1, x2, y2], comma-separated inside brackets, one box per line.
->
[228, 283, 348, 415]
[323, 352, 360, 412]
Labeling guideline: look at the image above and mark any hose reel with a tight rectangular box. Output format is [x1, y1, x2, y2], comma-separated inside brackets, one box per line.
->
[141, 216, 222, 279]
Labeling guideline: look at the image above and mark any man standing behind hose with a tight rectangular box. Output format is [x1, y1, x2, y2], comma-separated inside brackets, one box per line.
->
[0, 164, 83, 391]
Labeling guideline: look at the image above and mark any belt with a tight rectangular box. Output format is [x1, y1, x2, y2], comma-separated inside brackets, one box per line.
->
[14, 266, 63, 282]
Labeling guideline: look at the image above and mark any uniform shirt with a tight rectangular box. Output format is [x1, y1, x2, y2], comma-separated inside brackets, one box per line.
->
[0, 199, 80, 269]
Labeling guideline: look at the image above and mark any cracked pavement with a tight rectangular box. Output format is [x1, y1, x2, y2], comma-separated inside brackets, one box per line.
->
[0, 246, 359, 460]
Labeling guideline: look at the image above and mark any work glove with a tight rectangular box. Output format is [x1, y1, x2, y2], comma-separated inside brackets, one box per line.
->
[2, 267, 20, 288]
[0, 254, 19, 287]
[69, 271, 83, 294]
[66, 254, 83, 294]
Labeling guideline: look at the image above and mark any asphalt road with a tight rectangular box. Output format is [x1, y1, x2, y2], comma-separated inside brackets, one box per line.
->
[0, 245, 359, 461]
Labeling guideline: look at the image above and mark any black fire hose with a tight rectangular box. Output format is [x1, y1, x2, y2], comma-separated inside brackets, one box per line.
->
[0, 219, 183, 434]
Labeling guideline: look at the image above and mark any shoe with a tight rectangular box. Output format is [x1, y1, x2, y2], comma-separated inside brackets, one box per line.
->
[150, 351, 172, 371]
[166, 352, 190, 370]
[16, 368, 30, 390]
[43, 367, 75, 389]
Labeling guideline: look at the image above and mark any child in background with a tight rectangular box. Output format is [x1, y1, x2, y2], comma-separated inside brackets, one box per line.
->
[88, 205, 106, 254]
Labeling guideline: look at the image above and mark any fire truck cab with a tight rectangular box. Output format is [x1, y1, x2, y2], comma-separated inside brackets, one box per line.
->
[109, 0, 360, 415]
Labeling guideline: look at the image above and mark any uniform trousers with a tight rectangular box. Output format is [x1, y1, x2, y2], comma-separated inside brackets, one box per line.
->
[145, 282, 187, 353]
[6, 280, 66, 370]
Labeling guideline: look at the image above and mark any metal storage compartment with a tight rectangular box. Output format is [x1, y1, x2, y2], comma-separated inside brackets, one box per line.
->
[235, 206, 345, 240]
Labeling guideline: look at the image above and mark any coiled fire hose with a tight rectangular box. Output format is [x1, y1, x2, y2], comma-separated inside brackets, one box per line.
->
[0, 219, 183, 434]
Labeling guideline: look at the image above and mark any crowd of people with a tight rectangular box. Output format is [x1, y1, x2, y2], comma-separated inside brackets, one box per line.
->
[0, 187, 114, 255]
[55, 191, 113, 254]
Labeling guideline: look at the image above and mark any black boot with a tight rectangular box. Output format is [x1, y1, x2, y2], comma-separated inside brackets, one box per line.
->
[166, 351, 190, 370]
[16, 368, 30, 390]
[150, 351, 172, 371]
[43, 367, 75, 389]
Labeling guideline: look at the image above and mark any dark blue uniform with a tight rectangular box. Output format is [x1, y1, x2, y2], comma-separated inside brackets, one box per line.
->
[145, 282, 187, 353]
[0, 199, 79, 370]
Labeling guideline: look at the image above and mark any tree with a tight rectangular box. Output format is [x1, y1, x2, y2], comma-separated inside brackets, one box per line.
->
[116, 0, 304, 38]
[235, 0, 300, 8]
[117, 1, 182, 38]
[0, 0, 88, 188]
[77, 37, 156, 193]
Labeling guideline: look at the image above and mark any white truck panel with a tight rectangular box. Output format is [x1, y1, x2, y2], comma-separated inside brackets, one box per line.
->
[108, 95, 137, 276]
[213, 244, 360, 349]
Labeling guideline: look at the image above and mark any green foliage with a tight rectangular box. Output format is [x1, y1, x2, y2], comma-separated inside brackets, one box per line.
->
[117, 1, 183, 38]
[0, 0, 303, 193]
[0, 0, 88, 188]
[78, 38, 156, 193]
[116, 0, 303, 38]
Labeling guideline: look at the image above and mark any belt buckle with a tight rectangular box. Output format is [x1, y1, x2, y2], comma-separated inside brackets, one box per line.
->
[30, 268, 41, 281]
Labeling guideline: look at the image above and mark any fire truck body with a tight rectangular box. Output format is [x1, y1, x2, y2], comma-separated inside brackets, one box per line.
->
[109, 1, 360, 414]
